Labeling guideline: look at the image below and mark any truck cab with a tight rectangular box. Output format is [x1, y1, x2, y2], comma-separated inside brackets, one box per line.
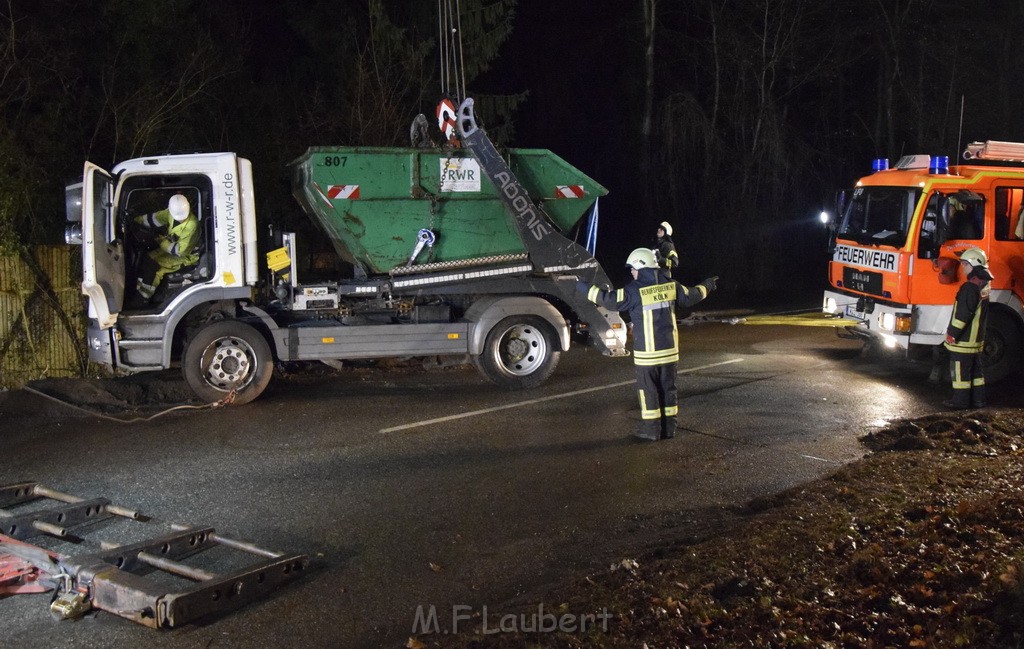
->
[823, 144, 1024, 381]
[72, 153, 257, 372]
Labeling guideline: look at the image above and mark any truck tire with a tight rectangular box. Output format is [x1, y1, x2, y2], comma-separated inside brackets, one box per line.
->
[982, 310, 1021, 384]
[473, 316, 561, 389]
[183, 320, 272, 405]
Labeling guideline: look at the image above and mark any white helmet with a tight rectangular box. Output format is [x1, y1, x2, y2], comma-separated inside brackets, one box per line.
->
[658, 221, 673, 236]
[168, 194, 190, 222]
[959, 247, 988, 268]
[626, 247, 658, 270]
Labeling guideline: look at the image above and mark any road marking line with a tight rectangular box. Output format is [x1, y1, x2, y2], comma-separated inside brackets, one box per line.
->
[799, 454, 836, 463]
[378, 358, 744, 433]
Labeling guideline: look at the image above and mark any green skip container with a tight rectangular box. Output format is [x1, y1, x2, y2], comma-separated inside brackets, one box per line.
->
[290, 147, 607, 275]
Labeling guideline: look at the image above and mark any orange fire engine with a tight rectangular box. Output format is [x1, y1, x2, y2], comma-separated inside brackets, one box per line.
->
[823, 140, 1024, 381]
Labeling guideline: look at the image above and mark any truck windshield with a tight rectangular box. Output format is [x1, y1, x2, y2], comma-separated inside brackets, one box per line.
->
[838, 186, 921, 247]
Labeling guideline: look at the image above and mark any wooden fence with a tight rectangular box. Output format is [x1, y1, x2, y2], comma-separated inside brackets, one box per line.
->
[0, 246, 87, 388]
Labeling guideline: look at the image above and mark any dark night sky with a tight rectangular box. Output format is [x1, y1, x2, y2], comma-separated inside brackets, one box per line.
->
[478, 1, 1024, 292]
[477, 2, 652, 274]
[10, 0, 1024, 296]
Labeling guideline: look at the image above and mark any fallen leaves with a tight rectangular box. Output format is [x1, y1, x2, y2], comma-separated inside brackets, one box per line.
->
[609, 558, 639, 573]
[423, 409, 1024, 648]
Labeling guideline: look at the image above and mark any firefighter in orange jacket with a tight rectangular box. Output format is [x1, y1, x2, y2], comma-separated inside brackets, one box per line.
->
[578, 248, 717, 441]
[943, 247, 992, 410]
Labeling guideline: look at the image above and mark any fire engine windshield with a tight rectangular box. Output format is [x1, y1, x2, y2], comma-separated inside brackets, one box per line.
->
[838, 186, 921, 247]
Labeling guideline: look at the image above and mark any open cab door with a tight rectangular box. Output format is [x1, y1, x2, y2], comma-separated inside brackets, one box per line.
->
[80, 162, 124, 328]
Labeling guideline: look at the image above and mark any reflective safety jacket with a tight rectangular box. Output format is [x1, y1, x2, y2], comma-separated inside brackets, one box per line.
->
[944, 278, 989, 354]
[582, 268, 709, 366]
[136, 208, 200, 266]
[655, 237, 679, 273]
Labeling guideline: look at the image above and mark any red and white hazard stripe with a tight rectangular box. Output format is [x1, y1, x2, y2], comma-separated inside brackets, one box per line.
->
[327, 185, 361, 200]
[554, 185, 585, 198]
[311, 182, 361, 207]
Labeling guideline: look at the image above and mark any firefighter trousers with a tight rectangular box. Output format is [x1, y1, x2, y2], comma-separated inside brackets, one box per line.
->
[634, 363, 678, 440]
[949, 350, 986, 408]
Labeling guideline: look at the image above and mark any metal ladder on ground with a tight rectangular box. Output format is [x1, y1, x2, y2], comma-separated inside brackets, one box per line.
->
[0, 481, 307, 628]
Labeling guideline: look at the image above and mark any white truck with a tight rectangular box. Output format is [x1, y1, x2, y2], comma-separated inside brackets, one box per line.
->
[65, 101, 627, 404]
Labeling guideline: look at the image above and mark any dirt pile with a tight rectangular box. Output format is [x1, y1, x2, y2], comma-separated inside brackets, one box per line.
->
[425, 410, 1024, 648]
[32, 372, 194, 407]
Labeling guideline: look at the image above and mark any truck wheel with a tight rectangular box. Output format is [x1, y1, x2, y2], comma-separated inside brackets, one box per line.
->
[473, 316, 561, 389]
[183, 321, 272, 405]
[982, 311, 1021, 384]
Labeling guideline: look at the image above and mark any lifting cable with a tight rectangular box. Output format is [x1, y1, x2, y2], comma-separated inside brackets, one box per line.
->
[22, 386, 235, 425]
[438, 0, 467, 102]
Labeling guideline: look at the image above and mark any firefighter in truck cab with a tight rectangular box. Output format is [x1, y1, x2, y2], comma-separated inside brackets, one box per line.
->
[943, 247, 993, 410]
[578, 248, 717, 441]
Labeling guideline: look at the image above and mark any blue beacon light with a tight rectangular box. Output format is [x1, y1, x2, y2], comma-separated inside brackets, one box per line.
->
[871, 158, 889, 172]
[929, 155, 949, 174]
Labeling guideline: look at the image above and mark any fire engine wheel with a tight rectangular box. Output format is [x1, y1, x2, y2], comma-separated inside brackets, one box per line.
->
[982, 311, 1021, 384]
[473, 316, 561, 390]
[183, 320, 272, 405]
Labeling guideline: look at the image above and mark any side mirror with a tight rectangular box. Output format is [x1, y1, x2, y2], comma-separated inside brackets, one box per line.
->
[921, 210, 942, 259]
[64, 222, 83, 245]
[827, 190, 848, 254]
[834, 190, 848, 221]
[933, 196, 951, 245]
[65, 182, 83, 223]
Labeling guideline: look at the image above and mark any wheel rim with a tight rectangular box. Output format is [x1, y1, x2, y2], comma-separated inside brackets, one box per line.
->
[984, 331, 1004, 367]
[494, 323, 548, 376]
[199, 335, 259, 392]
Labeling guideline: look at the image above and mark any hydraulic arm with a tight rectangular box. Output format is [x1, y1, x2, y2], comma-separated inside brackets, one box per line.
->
[456, 98, 627, 356]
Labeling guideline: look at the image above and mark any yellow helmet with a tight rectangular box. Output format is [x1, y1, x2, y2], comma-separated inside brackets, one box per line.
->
[658, 221, 673, 236]
[626, 248, 658, 270]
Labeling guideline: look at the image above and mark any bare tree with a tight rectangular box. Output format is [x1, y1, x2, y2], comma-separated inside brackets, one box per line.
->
[100, 36, 229, 160]
[872, 0, 917, 153]
[636, 0, 659, 221]
[345, 0, 433, 146]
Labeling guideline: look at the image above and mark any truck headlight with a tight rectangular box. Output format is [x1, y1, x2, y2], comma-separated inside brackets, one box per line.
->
[823, 296, 838, 314]
[877, 313, 910, 334]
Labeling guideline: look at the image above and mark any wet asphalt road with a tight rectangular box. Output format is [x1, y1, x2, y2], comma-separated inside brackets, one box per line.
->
[2, 322, 1019, 648]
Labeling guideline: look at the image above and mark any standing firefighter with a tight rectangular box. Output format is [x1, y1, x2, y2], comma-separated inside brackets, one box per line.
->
[943, 247, 993, 410]
[579, 248, 717, 441]
[654, 221, 679, 278]
[134, 193, 199, 303]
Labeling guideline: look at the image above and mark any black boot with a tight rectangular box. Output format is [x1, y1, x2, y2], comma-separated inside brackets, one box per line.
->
[661, 416, 677, 440]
